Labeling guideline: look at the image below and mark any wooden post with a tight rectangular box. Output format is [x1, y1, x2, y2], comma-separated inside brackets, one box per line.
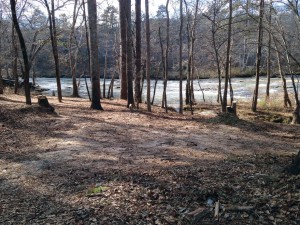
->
[226, 101, 237, 115]
[38, 95, 51, 107]
[37, 95, 55, 112]
[232, 101, 237, 114]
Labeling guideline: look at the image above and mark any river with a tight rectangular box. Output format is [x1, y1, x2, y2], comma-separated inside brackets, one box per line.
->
[35, 76, 299, 108]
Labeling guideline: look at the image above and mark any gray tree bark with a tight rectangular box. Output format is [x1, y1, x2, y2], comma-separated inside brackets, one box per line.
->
[145, 0, 151, 112]
[10, 0, 31, 104]
[87, 0, 103, 110]
[252, 0, 264, 112]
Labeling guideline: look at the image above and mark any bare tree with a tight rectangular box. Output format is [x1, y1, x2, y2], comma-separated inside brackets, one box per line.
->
[82, 0, 90, 78]
[273, 39, 292, 107]
[43, 0, 62, 102]
[12, 25, 18, 94]
[10, 0, 31, 104]
[203, 0, 225, 105]
[69, 0, 81, 97]
[179, 0, 183, 114]
[252, 0, 264, 112]
[119, 0, 127, 100]
[126, 0, 134, 107]
[161, 0, 170, 113]
[145, 0, 151, 112]
[265, 0, 272, 101]
[273, 0, 300, 122]
[0, 69, 2, 94]
[184, 0, 199, 114]
[151, 62, 161, 105]
[222, 0, 233, 112]
[87, 0, 102, 110]
[135, 0, 142, 106]
[0, 9, 3, 95]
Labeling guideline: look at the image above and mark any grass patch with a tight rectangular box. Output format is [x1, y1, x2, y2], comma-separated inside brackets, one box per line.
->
[258, 98, 284, 111]
[86, 186, 108, 196]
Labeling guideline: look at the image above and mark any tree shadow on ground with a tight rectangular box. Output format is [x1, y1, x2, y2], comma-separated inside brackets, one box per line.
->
[1, 150, 298, 224]
[1, 96, 300, 224]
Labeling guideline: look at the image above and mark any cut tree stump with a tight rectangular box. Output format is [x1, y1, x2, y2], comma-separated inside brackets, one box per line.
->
[37, 95, 55, 112]
[226, 101, 237, 114]
[285, 150, 300, 175]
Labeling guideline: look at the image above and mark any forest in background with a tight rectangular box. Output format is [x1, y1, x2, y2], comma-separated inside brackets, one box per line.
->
[0, 0, 300, 118]
[1, 0, 300, 78]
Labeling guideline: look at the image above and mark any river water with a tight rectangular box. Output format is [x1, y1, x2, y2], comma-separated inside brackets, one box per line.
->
[35, 76, 299, 108]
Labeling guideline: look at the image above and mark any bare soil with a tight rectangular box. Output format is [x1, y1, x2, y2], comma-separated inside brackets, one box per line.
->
[0, 93, 299, 225]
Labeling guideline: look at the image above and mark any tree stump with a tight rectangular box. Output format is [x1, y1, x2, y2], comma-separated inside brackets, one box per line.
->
[291, 104, 300, 124]
[285, 150, 300, 175]
[0, 72, 3, 94]
[37, 95, 55, 112]
[226, 101, 237, 114]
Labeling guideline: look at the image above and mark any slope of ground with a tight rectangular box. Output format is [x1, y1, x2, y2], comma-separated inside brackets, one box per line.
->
[0, 94, 299, 224]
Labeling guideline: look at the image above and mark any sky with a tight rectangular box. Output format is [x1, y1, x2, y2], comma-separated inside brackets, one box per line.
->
[57, 0, 168, 18]
[102, 0, 164, 17]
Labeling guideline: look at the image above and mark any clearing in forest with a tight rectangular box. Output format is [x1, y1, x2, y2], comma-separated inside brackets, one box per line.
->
[0, 94, 299, 224]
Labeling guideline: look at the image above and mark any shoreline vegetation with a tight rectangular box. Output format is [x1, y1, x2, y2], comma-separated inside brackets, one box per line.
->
[1, 70, 288, 84]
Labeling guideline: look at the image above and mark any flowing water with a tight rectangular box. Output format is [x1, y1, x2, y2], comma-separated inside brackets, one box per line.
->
[35, 76, 299, 108]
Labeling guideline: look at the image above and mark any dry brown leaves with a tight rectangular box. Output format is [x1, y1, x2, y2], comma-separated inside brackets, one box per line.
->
[0, 94, 299, 224]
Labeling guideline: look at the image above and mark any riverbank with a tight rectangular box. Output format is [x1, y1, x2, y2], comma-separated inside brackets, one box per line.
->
[0, 93, 299, 224]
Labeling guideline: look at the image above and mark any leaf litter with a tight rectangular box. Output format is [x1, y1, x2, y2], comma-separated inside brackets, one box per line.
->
[0, 94, 299, 224]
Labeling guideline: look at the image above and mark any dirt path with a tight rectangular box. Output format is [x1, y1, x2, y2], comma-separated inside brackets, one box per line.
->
[0, 94, 299, 224]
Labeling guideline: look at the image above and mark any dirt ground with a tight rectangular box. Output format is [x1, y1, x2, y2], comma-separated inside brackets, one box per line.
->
[0, 93, 299, 225]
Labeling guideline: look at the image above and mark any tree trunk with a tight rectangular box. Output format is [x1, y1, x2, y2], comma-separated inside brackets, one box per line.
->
[274, 12, 299, 122]
[84, 72, 91, 101]
[87, 0, 103, 110]
[103, 40, 108, 99]
[165, 0, 170, 112]
[32, 63, 36, 86]
[0, 68, 3, 94]
[159, 27, 166, 107]
[69, 0, 80, 97]
[145, 0, 151, 112]
[108, 32, 119, 99]
[187, 0, 199, 114]
[229, 57, 234, 104]
[119, 1, 127, 100]
[10, 0, 31, 104]
[159, 0, 170, 112]
[274, 40, 292, 108]
[252, 0, 264, 112]
[222, 0, 233, 112]
[207, 3, 223, 105]
[0, 21, 2, 94]
[140, 60, 146, 100]
[286, 55, 300, 124]
[242, 0, 250, 71]
[108, 71, 115, 99]
[292, 102, 300, 124]
[126, 0, 134, 107]
[285, 150, 300, 175]
[135, 0, 142, 106]
[179, 0, 183, 114]
[151, 63, 161, 105]
[12, 26, 18, 94]
[184, 0, 191, 109]
[82, 0, 90, 76]
[44, 0, 62, 102]
[266, 1, 272, 101]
